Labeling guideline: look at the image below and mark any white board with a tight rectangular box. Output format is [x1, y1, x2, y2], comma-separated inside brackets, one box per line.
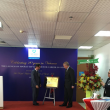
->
[0, 76, 3, 108]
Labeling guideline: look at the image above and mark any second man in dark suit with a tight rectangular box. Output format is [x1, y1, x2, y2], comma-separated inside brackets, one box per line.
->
[31, 64, 41, 106]
[59, 62, 75, 108]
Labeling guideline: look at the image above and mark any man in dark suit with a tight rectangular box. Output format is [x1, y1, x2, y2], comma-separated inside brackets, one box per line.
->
[31, 64, 41, 106]
[59, 62, 75, 108]
[101, 71, 110, 110]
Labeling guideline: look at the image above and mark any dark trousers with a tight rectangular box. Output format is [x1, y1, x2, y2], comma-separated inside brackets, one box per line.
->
[32, 87, 39, 104]
[107, 107, 110, 110]
[64, 87, 73, 106]
[106, 94, 110, 110]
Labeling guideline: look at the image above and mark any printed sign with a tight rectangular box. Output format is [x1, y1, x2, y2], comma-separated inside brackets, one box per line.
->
[78, 58, 99, 65]
[79, 71, 84, 76]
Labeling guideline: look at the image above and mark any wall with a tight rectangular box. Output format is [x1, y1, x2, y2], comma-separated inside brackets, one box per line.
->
[0, 47, 77, 101]
[94, 43, 110, 96]
[78, 50, 93, 57]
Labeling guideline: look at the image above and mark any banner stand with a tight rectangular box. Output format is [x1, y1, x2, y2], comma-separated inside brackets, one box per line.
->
[43, 88, 56, 106]
[0, 76, 3, 109]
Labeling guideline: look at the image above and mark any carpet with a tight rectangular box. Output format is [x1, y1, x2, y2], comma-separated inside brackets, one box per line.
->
[3, 101, 85, 110]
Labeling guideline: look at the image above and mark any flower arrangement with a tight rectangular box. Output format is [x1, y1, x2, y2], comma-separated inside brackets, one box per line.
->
[77, 64, 102, 91]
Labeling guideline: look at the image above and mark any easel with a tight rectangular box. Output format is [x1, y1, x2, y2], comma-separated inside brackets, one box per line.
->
[43, 88, 56, 106]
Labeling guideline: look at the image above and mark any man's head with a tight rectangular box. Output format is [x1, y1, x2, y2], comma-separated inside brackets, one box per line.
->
[63, 62, 69, 69]
[35, 64, 41, 70]
[108, 71, 110, 78]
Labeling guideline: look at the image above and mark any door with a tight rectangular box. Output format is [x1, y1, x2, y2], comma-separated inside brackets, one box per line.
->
[76, 57, 91, 102]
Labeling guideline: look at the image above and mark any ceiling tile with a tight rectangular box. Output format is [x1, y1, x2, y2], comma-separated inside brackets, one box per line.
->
[0, 10, 29, 21]
[16, 33, 35, 38]
[0, 24, 13, 34]
[0, 28, 13, 34]
[58, 12, 88, 23]
[88, 36, 108, 41]
[92, 0, 110, 13]
[52, 46, 65, 48]
[84, 39, 104, 45]
[32, 22, 56, 29]
[0, 0, 24, 4]
[0, 0, 25, 11]
[5, 20, 31, 28]
[34, 29, 55, 35]
[28, 12, 58, 22]
[56, 22, 81, 30]
[20, 39, 38, 44]
[25, 0, 60, 12]
[53, 39, 69, 47]
[66, 41, 80, 47]
[0, 34, 18, 41]
[37, 40, 52, 47]
[75, 31, 98, 37]
[85, 13, 110, 24]
[69, 38, 88, 44]
[101, 24, 110, 31]
[55, 30, 76, 36]
[60, 0, 98, 12]
[5, 41, 23, 46]
[35, 34, 54, 41]
[11, 28, 34, 34]
[55, 22, 81, 36]
[79, 23, 106, 31]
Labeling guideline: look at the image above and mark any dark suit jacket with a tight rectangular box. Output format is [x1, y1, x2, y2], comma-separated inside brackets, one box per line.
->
[65, 67, 75, 88]
[31, 69, 41, 88]
[104, 78, 110, 97]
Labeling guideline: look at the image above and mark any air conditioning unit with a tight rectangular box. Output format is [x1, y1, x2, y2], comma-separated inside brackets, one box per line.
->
[0, 22, 3, 31]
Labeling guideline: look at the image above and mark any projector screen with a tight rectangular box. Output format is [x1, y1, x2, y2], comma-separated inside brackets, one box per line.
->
[28, 49, 40, 59]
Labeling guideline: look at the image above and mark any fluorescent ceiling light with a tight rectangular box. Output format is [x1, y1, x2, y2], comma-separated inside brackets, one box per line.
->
[55, 35, 72, 40]
[95, 31, 110, 36]
[0, 22, 3, 31]
[79, 46, 93, 49]
[24, 44, 37, 47]
[0, 22, 2, 27]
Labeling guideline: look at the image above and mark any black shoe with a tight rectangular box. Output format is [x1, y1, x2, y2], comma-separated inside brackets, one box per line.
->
[33, 103, 39, 106]
[66, 105, 72, 108]
[59, 103, 67, 106]
[36, 103, 39, 105]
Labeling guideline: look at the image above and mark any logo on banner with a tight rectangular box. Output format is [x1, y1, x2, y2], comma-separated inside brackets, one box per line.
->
[28, 49, 40, 59]
[32, 50, 36, 53]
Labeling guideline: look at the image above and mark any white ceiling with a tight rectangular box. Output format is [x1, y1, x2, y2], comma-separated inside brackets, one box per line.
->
[0, 0, 110, 50]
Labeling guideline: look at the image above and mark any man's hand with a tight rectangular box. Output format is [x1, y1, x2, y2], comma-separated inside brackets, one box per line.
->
[101, 82, 105, 86]
[71, 86, 74, 89]
[36, 85, 39, 88]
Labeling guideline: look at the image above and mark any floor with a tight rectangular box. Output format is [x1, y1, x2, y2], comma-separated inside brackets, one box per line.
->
[3, 101, 85, 110]
[79, 103, 85, 109]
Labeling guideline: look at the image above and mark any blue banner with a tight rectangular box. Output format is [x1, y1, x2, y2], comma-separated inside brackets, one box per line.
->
[0, 47, 77, 101]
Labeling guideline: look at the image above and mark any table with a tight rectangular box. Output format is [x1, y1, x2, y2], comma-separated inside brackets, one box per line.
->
[83, 98, 94, 110]
[91, 100, 110, 110]
[83, 98, 110, 110]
